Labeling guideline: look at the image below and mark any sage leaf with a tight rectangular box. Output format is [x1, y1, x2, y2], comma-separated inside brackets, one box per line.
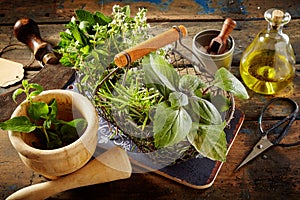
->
[153, 102, 192, 148]
[142, 53, 179, 97]
[187, 122, 227, 161]
[213, 68, 249, 99]
[0, 116, 36, 133]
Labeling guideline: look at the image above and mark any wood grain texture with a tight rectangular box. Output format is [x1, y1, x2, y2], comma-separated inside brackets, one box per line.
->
[1, 1, 300, 199]
[0, 0, 299, 24]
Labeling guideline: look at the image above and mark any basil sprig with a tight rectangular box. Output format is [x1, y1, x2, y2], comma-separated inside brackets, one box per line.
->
[142, 53, 248, 161]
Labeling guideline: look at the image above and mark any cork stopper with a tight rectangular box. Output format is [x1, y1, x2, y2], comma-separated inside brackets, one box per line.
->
[264, 8, 291, 28]
[271, 9, 284, 25]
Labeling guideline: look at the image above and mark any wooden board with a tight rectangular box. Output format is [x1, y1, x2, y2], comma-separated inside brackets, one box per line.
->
[0, 0, 299, 25]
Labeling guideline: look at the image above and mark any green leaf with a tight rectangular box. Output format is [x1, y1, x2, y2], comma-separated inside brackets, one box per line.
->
[0, 116, 36, 133]
[191, 97, 223, 125]
[28, 102, 49, 120]
[94, 11, 112, 25]
[60, 125, 80, 144]
[63, 118, 87, 133]
[178, 74, 206, 95]
[169, 92, 188, 107]
[67, 22, 88, 45]
[122, 5, 131, 18]
[43, 119, 52, 129]
[211, 94, 230, 113]
[75, 9, 96, 25]
[153, 102, 192, 148]
[48, 99, 58, 119]
[142, 53, 179, 97]
[47, 131, 62, 149]
[213, 68, 249, 99]
[12, 88, 24, 102]
[187, 122, 227, 161]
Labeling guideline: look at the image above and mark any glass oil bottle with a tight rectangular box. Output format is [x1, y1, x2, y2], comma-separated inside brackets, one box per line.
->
[239, 8, 295, 95]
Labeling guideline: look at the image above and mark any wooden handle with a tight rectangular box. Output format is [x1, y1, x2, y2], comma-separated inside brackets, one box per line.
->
[218, 18, 236, 44]
[114, 25, 187, 68]
[13, 18, 59, 64]
[6, 147, 132, 200]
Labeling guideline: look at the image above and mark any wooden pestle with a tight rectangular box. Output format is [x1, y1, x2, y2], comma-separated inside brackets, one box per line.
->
[207, 18, 236, 55]
[114, 25, 187, 68]
[13, 18, 59, 64]
[6, 147, 132, 200]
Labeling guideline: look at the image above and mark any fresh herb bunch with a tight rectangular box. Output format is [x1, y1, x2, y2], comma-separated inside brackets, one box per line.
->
[0, 80, 87, 150]
[96, 53, 249, 162]
[57, 5, 149, 70]
[57, 5, 249, 162]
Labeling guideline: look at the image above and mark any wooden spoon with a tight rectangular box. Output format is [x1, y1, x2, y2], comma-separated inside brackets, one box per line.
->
[6, 147, 132, 200]
[207, 18, 236, 55]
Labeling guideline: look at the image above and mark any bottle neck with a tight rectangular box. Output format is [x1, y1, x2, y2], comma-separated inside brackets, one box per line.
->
[267, 23, 283, 34]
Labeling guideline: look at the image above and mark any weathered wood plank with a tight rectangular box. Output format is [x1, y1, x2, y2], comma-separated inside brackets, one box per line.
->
[0, 0, 299, 24]
[2, 119, 300, 199]
[1, 20, 300, 121]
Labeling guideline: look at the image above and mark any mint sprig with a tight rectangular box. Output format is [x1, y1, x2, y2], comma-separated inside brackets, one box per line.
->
[0, 80, 87, 150]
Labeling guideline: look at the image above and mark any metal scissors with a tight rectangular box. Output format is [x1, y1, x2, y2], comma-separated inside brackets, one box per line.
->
[236, 97, 300, 171]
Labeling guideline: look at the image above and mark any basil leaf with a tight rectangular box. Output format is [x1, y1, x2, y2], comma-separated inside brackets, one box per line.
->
[213, 68, 249, 99]
[211, 94, 230, 113]
[169, 92, 188, 107]
[191, 97, 223, 125]
[153, 103, 192, 148]
[178, 74, 206, 95]
[187, 122, 227, 161]
[0, 116, 36, 133]
[28, 102, 49, 120]
[142, 53, 179, 97]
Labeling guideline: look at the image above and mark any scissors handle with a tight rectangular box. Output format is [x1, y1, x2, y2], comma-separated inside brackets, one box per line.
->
[258, 97, 299, 145]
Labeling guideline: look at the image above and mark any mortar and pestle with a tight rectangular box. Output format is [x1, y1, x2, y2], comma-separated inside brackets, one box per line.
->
[5, 19, 132, 199]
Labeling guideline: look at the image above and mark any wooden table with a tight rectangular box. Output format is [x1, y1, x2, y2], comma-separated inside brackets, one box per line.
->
[1, 1, 300, 199]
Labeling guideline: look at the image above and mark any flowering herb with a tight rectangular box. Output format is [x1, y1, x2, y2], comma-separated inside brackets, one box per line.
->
[57, 5, 149, 70]
[0, 80, 87, 150]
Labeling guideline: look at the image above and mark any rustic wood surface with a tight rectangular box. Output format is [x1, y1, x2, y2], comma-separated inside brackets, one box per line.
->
[1, 1, 300, 199]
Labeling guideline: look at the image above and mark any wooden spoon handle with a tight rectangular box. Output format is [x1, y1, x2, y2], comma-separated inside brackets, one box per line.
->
[114, 25, 187, 68]
[13, 18, 59, 64]
[6, 147, 131, 200]
[218, 18, 236, 44]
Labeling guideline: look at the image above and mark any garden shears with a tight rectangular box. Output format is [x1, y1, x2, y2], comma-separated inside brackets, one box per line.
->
[236, 97, 300, 171]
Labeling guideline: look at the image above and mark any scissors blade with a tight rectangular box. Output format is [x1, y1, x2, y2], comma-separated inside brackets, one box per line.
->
[235, 135, 273, 171]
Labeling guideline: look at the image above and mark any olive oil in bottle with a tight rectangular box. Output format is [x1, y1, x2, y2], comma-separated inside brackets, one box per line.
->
[240, 9, 295, 95]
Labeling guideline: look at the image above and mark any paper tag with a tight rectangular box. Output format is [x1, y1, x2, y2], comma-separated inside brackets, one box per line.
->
[0, 58, 24, 87]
